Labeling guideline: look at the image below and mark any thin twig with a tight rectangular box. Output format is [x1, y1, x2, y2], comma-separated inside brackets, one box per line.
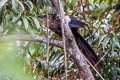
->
[57, 0, 68, 79]
[46, 1, 50, 79]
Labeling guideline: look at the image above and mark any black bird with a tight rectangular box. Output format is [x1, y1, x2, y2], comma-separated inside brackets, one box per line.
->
[39, 14, 104, 72]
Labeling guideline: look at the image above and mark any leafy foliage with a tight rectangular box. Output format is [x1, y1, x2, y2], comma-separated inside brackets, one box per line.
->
[0, 0, 119, 80]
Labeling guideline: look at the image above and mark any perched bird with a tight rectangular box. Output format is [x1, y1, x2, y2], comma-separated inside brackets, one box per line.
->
[39, 14, 104, 72]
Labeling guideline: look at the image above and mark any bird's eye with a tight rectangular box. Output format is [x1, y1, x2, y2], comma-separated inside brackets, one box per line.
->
[55, 15, 60, 20]
[43, 15, 47, 18]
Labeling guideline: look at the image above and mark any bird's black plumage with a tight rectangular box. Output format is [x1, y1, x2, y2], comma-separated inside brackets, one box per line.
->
[71, 28, 103, 71]
[39, 14, 104, 71]
[69, 16, 88, 28]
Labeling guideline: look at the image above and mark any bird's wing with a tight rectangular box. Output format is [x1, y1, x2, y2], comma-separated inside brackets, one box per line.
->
[69, 17, 88, 28]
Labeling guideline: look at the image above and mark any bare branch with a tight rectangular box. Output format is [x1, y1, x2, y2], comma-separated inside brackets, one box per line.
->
[0, 34, 63, 48]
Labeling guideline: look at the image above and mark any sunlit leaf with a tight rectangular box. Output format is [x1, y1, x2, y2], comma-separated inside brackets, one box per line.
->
[113, 35, 120, 48]
[27, 1, 33, 13]
[31, 17, 40, 29]
[11, 0, 17, 9]
[99, 0, 104, 4]
[110, 40, 114, 51]
[108, 0, 113, 5]
[102, 37, 111, 49]
[114, 35, 119, 42]
[12, 13, 22, 22]
[0, 0, 7, 9]
[24, 1, 33, 13]
[29, 42, 35, 56]
[99, 35, 107, 45]
[17, 0, 25, 12]
[22, 17, 29, 30]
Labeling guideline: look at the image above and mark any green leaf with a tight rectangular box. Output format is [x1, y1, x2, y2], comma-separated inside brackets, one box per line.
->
[98, 10, 105, 21]
[0, 7, 4, 24]
[22, 17, 29, 30]
[11, 0, 17, 9]
[0, 0, 7, 9]
[24, 1, 33, 13]
[17, 0, 25, 12]
[27, 1, 33, 13]
[99, 35, 107, 45]
[114, 35, 120, 48]
[108, 0, 113, 5]
[99, 0, 103, 4]
[114, 35, 119, 42]
[102, 37, 111, 49]
[29, 43, 35, 56]
[89, 0, 95, 3]
[31, 17, 40, 29]
[93, 0, 99, 3]
[71, 0, 77, 5]
[110, 40, 114, 51]
[12, 13, 22, 22]
[114, 4, 120, 13]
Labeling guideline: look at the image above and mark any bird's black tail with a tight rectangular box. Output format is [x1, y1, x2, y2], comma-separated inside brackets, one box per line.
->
[72, 28, 104, 72]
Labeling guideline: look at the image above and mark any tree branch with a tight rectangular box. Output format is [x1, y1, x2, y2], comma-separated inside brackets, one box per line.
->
[51, 0, 95, 79]
[0, 34, 63, 48]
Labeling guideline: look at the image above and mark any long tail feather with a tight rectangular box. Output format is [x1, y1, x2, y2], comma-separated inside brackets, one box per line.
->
[72, 28, 104, 72]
